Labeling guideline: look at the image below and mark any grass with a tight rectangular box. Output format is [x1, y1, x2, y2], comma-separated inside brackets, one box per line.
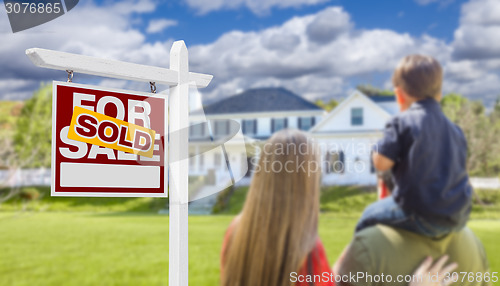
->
[0, 187, 168, 213]
[220, 185, 500, 219]
[3, 186, 500, 220]
[0, 212, 231, 286]
[0, 185, 499, 285]
[0, 212, 498, 286]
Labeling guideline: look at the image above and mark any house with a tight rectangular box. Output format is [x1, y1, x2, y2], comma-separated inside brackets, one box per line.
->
[189, 88, 325, 188]
[310, 91, 397, 185]
[188, 88, 397, 188]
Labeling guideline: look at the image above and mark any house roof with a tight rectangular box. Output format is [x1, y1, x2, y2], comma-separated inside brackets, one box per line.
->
[199, 88, 322, 115]
[310, 90, 393, 133]
[368, 95, 395, 103]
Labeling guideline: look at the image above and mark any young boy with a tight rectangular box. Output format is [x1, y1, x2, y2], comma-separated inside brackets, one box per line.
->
[356, 55, 472, 237]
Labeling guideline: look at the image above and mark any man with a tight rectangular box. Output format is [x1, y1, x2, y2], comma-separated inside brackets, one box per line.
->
[334, 171, 490, 286]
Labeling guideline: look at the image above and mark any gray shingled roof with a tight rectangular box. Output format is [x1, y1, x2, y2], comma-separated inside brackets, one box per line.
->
[199, 88, 322, 115]
[368, 95, 396, 103]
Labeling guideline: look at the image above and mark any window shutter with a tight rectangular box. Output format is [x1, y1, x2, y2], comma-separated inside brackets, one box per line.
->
[226, 120, 230, 135]
[298, 118, 302, 129]
[253, 119, 257, 134]
[285, 118, 288, 128]
[311, 116, 315, 126]
[325, 152, 330, 174]
[271, 119, 275, 132]
[340, 151, 345, 174]
[242, 120, 246, 134]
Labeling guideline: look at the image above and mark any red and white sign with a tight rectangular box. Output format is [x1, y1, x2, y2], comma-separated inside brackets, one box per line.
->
[51, 81, 167, 197]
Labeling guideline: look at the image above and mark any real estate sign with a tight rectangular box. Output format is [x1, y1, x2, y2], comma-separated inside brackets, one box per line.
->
[51, 81, 167, 197]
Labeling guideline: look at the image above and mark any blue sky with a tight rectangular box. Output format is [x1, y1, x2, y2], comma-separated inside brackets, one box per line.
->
[143, 0, 466, 44]
[1, 0, 499, 106]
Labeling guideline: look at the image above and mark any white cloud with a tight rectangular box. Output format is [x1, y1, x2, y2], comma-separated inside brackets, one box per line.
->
[146, 19, 178, 34]
[459, 0, 500, 25]
[1, 0, 500, 107]
[444, 73, 500, 103]
[188, 7, 449, 101]
[0, 0, 176, 99]
[184, 0, 329, 15]
[452, 0, 500, 60]
[414, 0, 455, 6]
[306, 7, 352, 43]
[414, 0, 438, 5]
[190, 1, 500, 106]
[441, 0, 500, 104]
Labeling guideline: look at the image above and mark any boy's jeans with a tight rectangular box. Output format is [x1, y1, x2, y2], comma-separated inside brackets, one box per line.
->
[356, 196, 466, 237]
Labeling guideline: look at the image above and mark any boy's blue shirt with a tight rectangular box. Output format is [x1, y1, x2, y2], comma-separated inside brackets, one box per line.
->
[376, 97, 472, 227]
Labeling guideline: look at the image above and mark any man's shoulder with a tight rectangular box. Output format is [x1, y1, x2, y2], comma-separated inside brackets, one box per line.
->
[354, 225, 485, 258]
[356, 224, 479, 242]
[353, 225, 416, 249]
[340, 225, 489, 286]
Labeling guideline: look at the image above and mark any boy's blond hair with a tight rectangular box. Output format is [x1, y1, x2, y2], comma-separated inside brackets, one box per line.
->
[392, 54, 443, 99]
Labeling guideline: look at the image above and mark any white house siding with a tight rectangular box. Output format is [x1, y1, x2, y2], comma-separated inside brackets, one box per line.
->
[314, 133, 382, 186]
[188, 91, 397, 187]
[257, 117, 271, 135]
[288, 116, 298, 129]
[309, 91, 398, 186]
[314, 93, 392, 133]
[190, 110, 324, 139]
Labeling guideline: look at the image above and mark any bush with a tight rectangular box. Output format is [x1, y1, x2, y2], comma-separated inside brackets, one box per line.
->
[19, 187, 41, 201]
[212, 186, 236, 214]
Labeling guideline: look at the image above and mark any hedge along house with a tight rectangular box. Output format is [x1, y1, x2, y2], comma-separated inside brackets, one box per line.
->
[310, 91, 398, 185]
[189, 88, 325, 188]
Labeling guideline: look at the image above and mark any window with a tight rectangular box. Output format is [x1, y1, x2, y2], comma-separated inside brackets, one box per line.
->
[272, 118, 287, 132]
[213, 120, 229, 136]
[299, 117, 315, 131]
[325, 151, 345, 174]
[242, 119, 257, 135]
[189, 122, 205, 137]
[351, 108, 363, 126]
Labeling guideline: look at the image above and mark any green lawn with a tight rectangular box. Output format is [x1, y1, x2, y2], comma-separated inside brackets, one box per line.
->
[1, 185, 499, 285]
[0, 212, 498, 286]
[3, 186, 500, 220]
[220, 186, 500, 219]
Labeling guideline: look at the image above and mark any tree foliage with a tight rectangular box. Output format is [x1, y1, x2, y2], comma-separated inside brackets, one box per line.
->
[14, 83, 52, 168]
[356, 84, 394, 96]
[315, 99, 339, 111]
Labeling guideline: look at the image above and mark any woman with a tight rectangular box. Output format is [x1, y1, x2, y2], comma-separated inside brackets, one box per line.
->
[220, 129, 456, 286]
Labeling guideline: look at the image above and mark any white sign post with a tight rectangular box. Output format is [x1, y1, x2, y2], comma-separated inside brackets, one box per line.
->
[168, 41, 190, 286]
[26, 40, 212, 286]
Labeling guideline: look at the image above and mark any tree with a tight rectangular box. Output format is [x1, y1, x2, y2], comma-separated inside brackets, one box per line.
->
[356, 84, 394, 96]
[441, 93, 500, 176]
[1, 84, 53, 203]
[13, 83, 52, 168]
